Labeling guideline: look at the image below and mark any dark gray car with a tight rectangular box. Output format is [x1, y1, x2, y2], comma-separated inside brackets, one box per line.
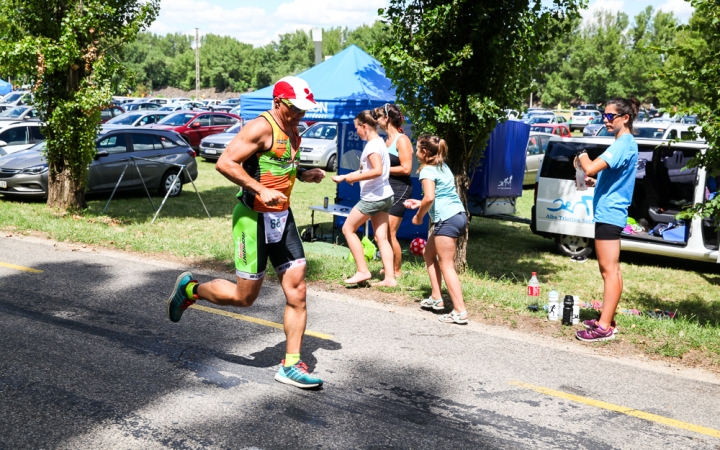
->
[197, 122, 241, 161]
[0, 128, 198, 199]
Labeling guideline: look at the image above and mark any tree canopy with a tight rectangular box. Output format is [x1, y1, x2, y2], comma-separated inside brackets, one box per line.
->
[376, 0, 584, 268]
[0, 0, 159, 210]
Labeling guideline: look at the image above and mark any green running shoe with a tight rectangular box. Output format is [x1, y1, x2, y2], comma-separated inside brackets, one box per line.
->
[274, 360, 323, 389]
[167, 271, 196, 323]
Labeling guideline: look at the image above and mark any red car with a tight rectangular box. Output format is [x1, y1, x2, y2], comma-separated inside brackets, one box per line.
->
[529, 123, 572, 138]
[100, 105, 125, 123]
[145, 111, 240, 149]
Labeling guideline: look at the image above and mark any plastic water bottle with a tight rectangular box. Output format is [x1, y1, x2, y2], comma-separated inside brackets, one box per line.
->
[548, 290, 559, 321]
[562, 295, 574, 326]
[575, 159, 588, 191]
[527, 272, 540, 310]
[572, 295, 580, 325]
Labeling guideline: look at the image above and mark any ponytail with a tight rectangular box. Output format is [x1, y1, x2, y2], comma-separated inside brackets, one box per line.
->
[417, 134, 448, 169]
[606, 97, 641, 133]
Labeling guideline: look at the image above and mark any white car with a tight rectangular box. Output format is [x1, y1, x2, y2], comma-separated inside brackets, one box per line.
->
[0, 121, 45, 154]
[101, 111, 170, 130]
[146, 98, 170, 105]
[203, 99, 222, 106]
[595, 122, 704, 142]
[569, 110, 601, 131]
[169, 97, 192, 104]
[532, 137, 719, 264]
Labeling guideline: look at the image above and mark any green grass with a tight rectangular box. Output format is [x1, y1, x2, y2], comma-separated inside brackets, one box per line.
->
[2, 159, 719, 366]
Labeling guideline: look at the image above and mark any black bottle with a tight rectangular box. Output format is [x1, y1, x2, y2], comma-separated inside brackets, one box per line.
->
[562, 295, 574, 326]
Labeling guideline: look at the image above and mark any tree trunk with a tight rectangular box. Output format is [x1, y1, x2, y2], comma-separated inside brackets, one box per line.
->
[453, 171, 470, 272]
[47, 164, 86, 210]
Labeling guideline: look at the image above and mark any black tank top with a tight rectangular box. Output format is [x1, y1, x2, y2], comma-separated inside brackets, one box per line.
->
[387, 134, 411, 187]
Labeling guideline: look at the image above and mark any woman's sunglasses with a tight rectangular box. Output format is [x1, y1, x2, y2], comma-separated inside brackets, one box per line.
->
[603, 112, 627, 121]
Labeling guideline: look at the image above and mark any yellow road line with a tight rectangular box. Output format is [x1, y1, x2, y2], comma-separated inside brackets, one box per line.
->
[510, 380, 720, 439]
[189, 304, 334, 340]
[0, 261, 43, 273]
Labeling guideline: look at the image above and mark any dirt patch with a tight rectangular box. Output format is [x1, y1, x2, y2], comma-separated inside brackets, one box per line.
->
[150, 86, 243, 101]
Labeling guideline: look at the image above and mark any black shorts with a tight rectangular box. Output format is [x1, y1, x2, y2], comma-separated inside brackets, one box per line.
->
[432, 212, 467, 238]
[233, 202, 306, 280]
[388, 182, 412, 217]
[595, 222, 623, 240]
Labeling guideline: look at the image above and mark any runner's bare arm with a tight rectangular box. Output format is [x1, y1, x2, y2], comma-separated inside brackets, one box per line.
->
[217, 118, 287, 205]
[413, 178, 435, 225]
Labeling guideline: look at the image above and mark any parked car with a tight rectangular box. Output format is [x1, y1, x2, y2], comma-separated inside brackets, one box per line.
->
[100, 106, 126, 123]
[144, 111, 240, 149]
[0, 121, 45, 154]
[146, 98, 170, 105]
[0, 91, 33, 107]
[569, 110, 601, 131]
[594, 122, 703, 141]
[0, 128, 198, 199]
[169, 97, 192, 104]
[202, 99, 222, 106]
[531, 136, 719, 264]
[582, 116, 605, 136]
[523, 132, 554, 185]
[179, 101, 207, 109]
[0, 106, 40, 121]
[101, 111, 170, 130]
[220, 98, 240, 106]
[529, 123, 571, 138]
[298, 121, 338, 171]
[197, 122, 241, 161]
[229, 105, 241, 116]
[297, 121, 309, 134]
[124, 102, 161, 111]
[207, 105, 233, 113]
[576, 104, 601, 111]
[527, 115, 567, 125]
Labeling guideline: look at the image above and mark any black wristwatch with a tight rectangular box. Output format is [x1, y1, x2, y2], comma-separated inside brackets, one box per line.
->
[297, 167, 308, 182]
[576, 149, 588, 158]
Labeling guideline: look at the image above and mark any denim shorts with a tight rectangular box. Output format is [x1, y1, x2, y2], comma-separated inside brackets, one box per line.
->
[356, 196, 393, 216]
[432, 212, 467, 238]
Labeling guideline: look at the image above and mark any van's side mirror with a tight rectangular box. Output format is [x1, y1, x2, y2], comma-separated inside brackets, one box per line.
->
[95, 150, 109, 159]
[191, 122, 201, 128]
[0, 140, 6, 147]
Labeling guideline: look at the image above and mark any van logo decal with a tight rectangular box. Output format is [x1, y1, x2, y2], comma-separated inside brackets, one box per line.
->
[498, 176, 513, 189]
[547, 196, 594, 216]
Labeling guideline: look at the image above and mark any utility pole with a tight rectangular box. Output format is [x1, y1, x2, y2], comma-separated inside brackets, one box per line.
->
[195, 28, 200, 99]
[312, 28, 322, 66]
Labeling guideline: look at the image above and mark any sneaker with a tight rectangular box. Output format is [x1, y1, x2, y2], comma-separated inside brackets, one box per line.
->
[575, 255, 588, 263]
[576, 325, 615, 342]
[439, 310, 468, 324]
[275, 360, 323, 389]
[167, 271, 196, 323]
[420, 296, 444, 310]
[582, 319, 619, 334]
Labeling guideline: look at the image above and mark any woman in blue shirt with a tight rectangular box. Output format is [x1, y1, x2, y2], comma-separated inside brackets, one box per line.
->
[575, 97, 640, 342]
[404, 135, 468, 324]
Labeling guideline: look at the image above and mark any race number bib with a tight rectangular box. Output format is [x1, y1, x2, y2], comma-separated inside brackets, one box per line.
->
[264, 210, 289, 243]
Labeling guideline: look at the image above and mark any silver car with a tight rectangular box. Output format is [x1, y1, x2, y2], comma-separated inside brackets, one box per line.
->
[0, 129, 198, 199]
[298, 122, 338, 171]
[523, 132, 554, 186]
[0, 106, 40, 122]
[102, 111, 170, 130]
[198, 122, 241, 161]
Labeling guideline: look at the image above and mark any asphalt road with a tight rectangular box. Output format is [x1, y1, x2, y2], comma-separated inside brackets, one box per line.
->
[1, 235, 719, 450]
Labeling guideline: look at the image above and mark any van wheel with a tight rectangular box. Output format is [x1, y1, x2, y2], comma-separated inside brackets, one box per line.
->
[326, 154, 337, 172]
[555, 234, 593, 257]
[158, 170, 183, 197]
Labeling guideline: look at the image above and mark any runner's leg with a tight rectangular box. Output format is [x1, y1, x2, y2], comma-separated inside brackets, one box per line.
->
[278, 264, 307, 354]
[196, 277, 262, 307]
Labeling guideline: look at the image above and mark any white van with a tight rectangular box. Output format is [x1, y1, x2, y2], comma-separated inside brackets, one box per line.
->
[530, 137, 720, 264]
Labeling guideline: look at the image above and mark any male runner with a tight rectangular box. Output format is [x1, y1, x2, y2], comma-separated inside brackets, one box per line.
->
[166, 76, 326, 389]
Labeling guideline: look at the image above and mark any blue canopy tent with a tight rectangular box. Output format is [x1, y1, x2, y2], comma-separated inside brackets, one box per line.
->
[240, 45, 429, 239]
[0, 79, 11, 96]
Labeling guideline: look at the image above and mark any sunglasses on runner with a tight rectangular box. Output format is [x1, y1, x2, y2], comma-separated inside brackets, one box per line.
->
[602, 112, 626, 121]
[280, 98, 306, 115]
